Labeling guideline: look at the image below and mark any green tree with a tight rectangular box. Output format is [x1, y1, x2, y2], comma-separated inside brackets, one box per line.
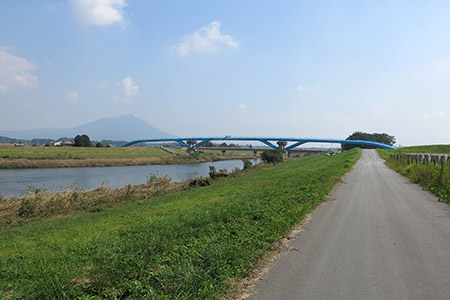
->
[203, 141, 215, 147]
[260, 150, 283, 164]
[74, 134, 91, 147]
[342, 131, 396, 150]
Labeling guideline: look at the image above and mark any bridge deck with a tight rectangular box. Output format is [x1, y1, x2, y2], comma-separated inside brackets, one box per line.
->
[120, 137, 397, 150]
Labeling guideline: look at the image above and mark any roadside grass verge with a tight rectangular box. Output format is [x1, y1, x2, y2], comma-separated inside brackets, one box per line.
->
[378, 147, 450, 203]
[0, 149, 360, 299]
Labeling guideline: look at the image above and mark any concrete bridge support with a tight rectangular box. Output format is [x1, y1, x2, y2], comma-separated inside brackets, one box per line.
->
[277, 141, 287, 150]
[187, 140, 198, 154]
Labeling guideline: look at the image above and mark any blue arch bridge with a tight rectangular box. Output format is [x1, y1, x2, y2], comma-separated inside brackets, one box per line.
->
[120, 137, 396, 156]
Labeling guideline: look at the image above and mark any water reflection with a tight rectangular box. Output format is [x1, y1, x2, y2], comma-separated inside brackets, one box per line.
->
[0, 159, 257, 199]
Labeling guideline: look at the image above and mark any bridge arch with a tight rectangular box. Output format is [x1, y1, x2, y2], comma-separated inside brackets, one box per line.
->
[120, 137, 397, 150]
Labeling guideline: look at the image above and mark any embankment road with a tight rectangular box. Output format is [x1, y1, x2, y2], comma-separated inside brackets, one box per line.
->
[248, 149, 450, 300]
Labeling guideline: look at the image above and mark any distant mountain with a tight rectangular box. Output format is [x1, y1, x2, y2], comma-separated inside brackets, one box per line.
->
[0, 115, 176, 141]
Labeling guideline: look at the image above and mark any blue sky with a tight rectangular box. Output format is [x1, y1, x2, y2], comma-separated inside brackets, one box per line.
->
[1, 0, 450, 146]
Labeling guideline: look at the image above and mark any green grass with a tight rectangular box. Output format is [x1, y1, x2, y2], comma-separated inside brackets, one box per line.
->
[378, 146, 450, 203]
[0, 146, 169, 160]
[394, 144, 450, 154]
[0, 149, 361, 299]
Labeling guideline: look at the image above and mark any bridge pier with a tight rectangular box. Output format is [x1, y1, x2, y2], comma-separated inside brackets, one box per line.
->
[186, 140, 198, 155]
[277, 141, 287, 150]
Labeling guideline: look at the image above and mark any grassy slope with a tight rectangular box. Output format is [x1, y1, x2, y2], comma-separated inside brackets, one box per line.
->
[378, 146, 450, 203]
[393, 144, 450, 154]
[0, 149, 361, 299]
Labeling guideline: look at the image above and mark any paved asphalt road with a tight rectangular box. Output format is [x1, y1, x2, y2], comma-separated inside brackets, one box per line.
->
[248, 149, 450, 300]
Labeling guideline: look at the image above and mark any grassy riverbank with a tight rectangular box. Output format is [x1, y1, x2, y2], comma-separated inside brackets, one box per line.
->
[0, 149, 361, 299]
[0, 146, 252, 169]
[378, 146, 450, 203]
[0, 176, 189, 230]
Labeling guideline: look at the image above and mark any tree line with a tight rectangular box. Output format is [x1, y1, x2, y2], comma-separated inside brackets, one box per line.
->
[342, 131, 396, 150]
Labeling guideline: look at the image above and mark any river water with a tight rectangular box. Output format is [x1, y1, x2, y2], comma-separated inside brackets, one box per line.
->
[0, 159, 255, 199]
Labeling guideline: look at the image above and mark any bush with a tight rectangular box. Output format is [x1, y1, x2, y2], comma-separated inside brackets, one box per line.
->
[260, 150, 283, 164]
[18, 199, 36, 217]
[189, 177, 211, 187]
[208, 166, 217, 178]
[242, 158, 252, 170]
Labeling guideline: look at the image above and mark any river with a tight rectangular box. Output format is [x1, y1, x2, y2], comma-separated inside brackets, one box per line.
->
[0, 159, 256, 199]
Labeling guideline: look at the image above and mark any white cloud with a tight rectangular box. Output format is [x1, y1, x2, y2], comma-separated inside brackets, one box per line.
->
[67, 91, 79, 103]
[296, 84, 319, 92]
[70, 0, 128, 26]
[0, 50, 38, 93]
[173, 21, 239, 56]
[121, 76, 138, 98]
[113, 76, 138, 103]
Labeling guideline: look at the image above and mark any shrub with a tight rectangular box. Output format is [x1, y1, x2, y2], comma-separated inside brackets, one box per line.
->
[242, 158, 252, 170]
[209, 166, 217, 178]
[147, 173, 162, 183]
[18, 199, 36, 217]
[189, 177, 211, 187]
[260, 150, 283, 164]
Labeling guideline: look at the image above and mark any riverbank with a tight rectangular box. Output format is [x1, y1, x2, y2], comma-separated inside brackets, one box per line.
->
[0, 146, 253, 169]
[0, 149, 361, 299]
[0, 175, 190, 230]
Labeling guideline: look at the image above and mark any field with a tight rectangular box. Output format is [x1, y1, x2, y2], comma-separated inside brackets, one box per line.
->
[0, 146, 252, 169]
[0, 146, 168, 160]
[0, 148, 361, 299]
[378, 145, 450, 203]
